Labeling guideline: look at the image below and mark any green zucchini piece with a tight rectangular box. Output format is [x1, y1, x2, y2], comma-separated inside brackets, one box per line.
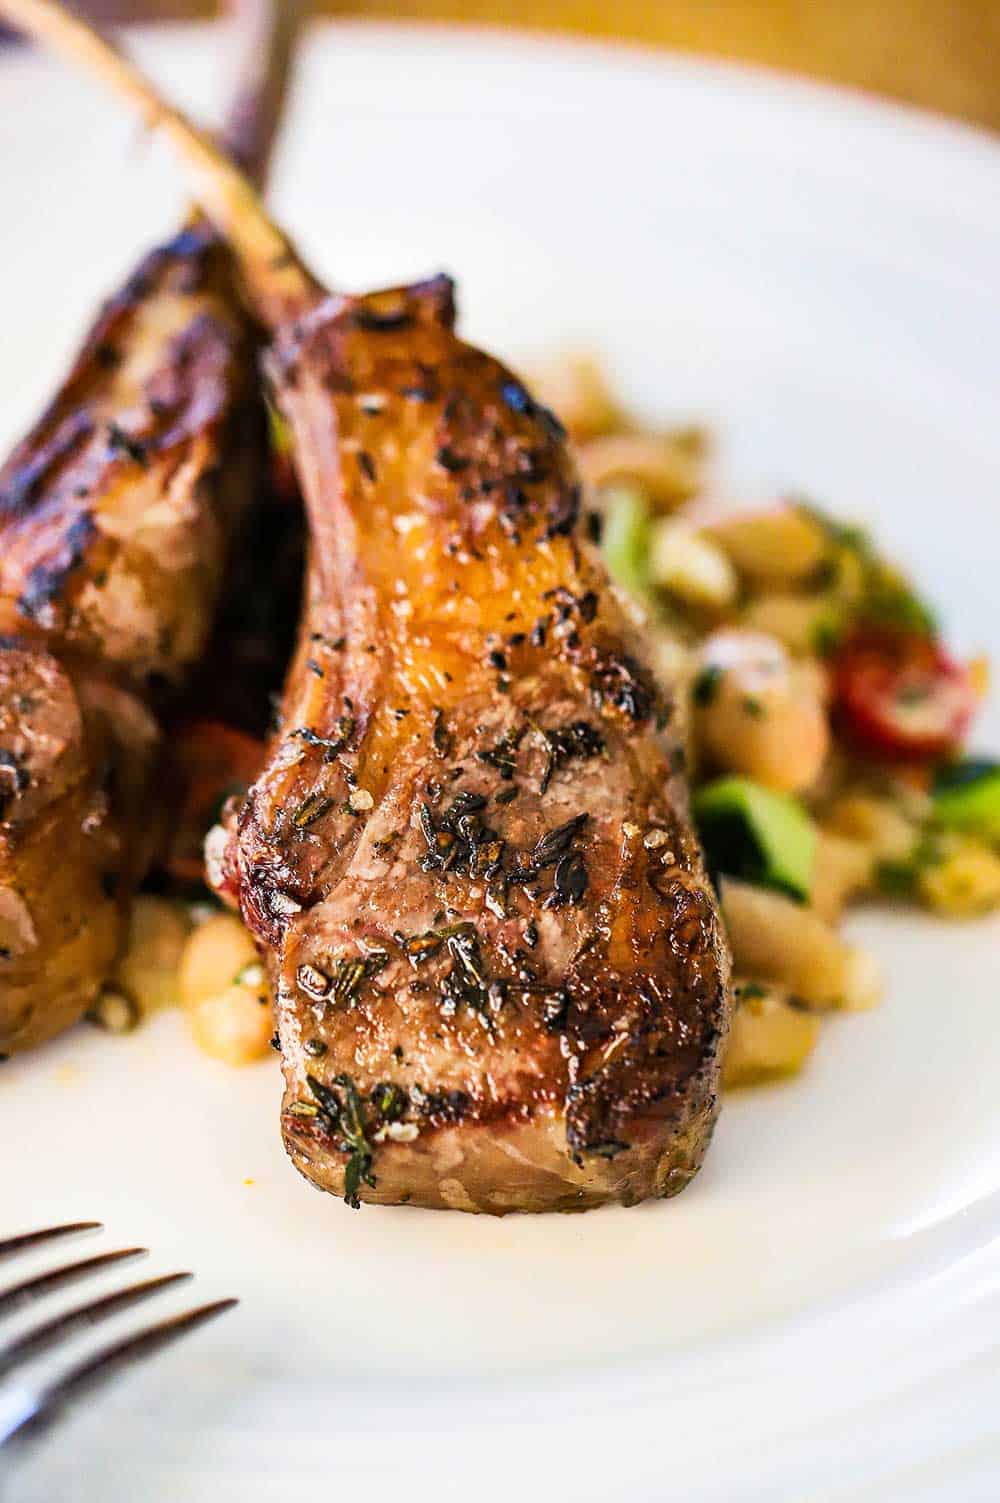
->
[601, 486, 651, 601]
[693, 775, 817, 902]
[933, 759, 1000, 840]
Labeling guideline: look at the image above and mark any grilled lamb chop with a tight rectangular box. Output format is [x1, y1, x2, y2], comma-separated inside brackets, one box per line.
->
[227, 282, 732, 1212]
[6, 0, 732, 1215]
[0, 0, 300, 1053]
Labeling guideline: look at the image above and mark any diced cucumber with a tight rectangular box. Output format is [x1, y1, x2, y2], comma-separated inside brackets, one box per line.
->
[932, 759, 1000, 840]
[601, 486, 651, 601]
[693, 776, 817, 902]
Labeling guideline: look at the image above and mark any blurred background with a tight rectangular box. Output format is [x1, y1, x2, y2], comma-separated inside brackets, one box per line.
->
[6, 0, 1000, 132]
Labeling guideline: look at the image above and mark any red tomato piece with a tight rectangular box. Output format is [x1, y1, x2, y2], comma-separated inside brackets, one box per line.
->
[833, 633, 975, 762]
[165, 720, 265, 885]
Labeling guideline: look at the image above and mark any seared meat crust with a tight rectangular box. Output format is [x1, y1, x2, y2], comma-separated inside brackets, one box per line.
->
[219, 278, 732, 1213]
[0, 228, 254, 678]
[0, 228, 257, 1052]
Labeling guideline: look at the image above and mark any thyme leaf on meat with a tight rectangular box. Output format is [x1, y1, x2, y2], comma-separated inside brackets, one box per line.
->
[328, 951, 389, 1006]
[290, 716, 355, 761]
[431, 707, 453, 758]
[441, 925, 490, 1019]
[307, 1073, 376, 1208]
[370, 1081, 407, 1122]
[417, 792, 504, 880]
[530, 813, 589, 868]
[530, 717, 605, 795]
[291, 789, 335, 828]
[476, 724, 526, 780]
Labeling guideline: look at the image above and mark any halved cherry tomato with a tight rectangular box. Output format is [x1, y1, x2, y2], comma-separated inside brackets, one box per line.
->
[833, 632, 975, 762]
[164, 720, 265, 885]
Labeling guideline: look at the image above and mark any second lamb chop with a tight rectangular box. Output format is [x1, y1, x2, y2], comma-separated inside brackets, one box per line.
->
[0, 0, 300, 1052]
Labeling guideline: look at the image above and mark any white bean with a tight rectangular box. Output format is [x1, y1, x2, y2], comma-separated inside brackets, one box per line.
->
[693, 629, 830, 794]
[724, 979, 820, 1087]
[113, 896, 190, 1017]
[189, 985, 273, 1066]
[179, 912, 258, 1010]
[721, 878, 881, 1011]
[705, 504, 828, 587]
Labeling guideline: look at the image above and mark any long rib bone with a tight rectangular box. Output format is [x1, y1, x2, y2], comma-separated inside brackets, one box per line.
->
[1, 0, 313, 322]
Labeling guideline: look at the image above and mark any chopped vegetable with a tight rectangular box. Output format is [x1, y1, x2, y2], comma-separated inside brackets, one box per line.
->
[810, 830, 874, 922]
[740, 592, 844, 657]
[179, 912, 259, 1011]
[580, 432, 703, 510]
[601, 486, 652, 602]
[705, 504, 829, 588]
[833, 632, 975, 762]
[648, 518, 737, 610]
[113, 896, 191, 1016]
[917, 837, 1000, 917]
[720, 878, 882, 1011]
[691, 630, 830, 794]
[693, 775, 817, 902]
[823, 792, 918, 864]
[724, 980, 820, 1087]
[932, 759, 1000, 841]
[798, 502, 938, 637]
[87, 988, 140, 1036]
[189, 984, 273, 1066]
[180, 912, 270, 1065]
[166, 720, 265, 887]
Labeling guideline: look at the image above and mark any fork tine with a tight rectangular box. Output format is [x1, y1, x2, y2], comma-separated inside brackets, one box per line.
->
[0, 1223, 102, 1262]
[0, 1249, 146, 1319]
[0, 1272, 193, 1380]
[2, 1298, 238, 1451]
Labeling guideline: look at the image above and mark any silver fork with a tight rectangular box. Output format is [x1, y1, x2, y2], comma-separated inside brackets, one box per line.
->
[0, 1221, 236, 1453]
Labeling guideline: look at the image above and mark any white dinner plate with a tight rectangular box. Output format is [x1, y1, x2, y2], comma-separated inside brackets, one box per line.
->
[2, 20, 1000, 1502]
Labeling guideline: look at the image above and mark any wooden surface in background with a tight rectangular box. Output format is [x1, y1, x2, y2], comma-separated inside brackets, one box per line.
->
[57, 0, 1000, 133]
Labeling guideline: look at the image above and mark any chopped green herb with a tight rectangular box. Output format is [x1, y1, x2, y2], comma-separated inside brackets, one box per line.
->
[530, 717, 605, 796]
[327, 951, 389, 1007]
[797, 499, 937, 637]
[370, 1081, 407, 1122]
[796, 500, 869, 557]
[307, 1073, 376, 1209]
[292, 790, 335, 828]
[861, 572, 937, 638]
[531, 813, 589, 869]
[876, 858, 919, 898]
[692, 664, 723, 707]
[291, 717, 355, 761]
[811, 618, 842, 658]
[266, 403, 291, 456]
